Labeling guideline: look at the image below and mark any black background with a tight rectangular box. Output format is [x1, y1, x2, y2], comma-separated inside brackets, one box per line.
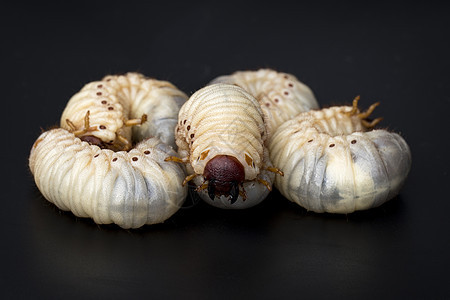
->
[2, 1, 449, 298]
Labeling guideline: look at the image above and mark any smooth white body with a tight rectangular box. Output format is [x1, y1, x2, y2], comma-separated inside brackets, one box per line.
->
[30, 73, 188, 228]
[210, 69, 319, 139]
[175, 84, 275, 209]
[269, 106, 412, 213]
[61, 72, 187, 149]
[30, 129, 187, 228]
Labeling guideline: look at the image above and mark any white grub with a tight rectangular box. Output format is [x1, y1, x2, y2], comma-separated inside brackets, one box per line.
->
[30, 73, 188, 228]
[269, 100, 411, 213]
[210, 69, 319, 140]
[174, 84, 280, 209]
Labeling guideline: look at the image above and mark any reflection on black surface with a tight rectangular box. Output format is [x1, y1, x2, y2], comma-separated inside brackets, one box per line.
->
[24, 184, 421, 298]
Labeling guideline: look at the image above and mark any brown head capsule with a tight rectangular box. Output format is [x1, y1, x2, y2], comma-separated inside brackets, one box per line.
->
[79, 135, 106, 148]
[203, 155, 245, 204]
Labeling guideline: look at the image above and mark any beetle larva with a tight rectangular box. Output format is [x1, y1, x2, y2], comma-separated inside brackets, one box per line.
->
[30, 73, 188, 228]
[269, 97, 411, 213]
[210, 69, 319, 137]
[29, 129, 187, 228]
[171, 83, 282, 209]
[61, 72, 187, 150]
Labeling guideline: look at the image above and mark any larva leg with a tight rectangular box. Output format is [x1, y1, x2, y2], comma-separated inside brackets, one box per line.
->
[124, 114, 148, 127]
[266, 166, 284, 177]
[165, 156, 190, 163]
[362, 117, 383, 128]
[195, 181, 208, 192]
[182, 173, 197, 186]
[347, 95, 361, 116]
[67, 111, 98, 137]
[358, 102, 380, 119]
[239, 187, 247, 201]
[257, 177, 272, 192]
[347, 96, 383, 128]
[115, 134, 131, 151]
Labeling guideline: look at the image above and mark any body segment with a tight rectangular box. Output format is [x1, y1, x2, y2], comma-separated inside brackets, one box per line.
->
[30, 73, 188, 228]
[269, 101, 411, 213]
[61, 72, 187, 150]
[210, 69, 319, 137]
[174, 84, 277, 209]
[30, 129, 187, 228]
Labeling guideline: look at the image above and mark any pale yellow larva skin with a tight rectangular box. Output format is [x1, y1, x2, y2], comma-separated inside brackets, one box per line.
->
[61, 72, 188, 149]
[31, 73, 188, 228]
[175, 83, 275, 209]
[102, 73, 188, 148]
[210, 69, 319, 138]
[269, 106, 412, 213]
[29, 129, 187, 229]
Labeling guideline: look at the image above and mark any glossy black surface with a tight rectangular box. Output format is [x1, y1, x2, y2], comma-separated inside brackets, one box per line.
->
[2, 1, 449, 298]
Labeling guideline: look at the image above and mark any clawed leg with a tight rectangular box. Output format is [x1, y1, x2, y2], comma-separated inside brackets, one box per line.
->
[115, 134, 131, 151]
[183, 174, 197, 186]
[195, 181, 208, 192]
[67, 111, 98, 137]
[257, 177, 272, 192]
[164, 156, 189, 163]
[124, 114, 147, 127]
[266, 166, 284, 176]
[358, 102, 380, 119]
[362, 117, 383, 128]
[347, 95, 361, 116]
[347, 96, 383, 128]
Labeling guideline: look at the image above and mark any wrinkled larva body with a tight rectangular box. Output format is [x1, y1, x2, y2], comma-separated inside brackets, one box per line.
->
[210, 69, 319, 137]
[269, 103, 411, 213]
[29, 129, 187, 229]
[174, 83, 277, 209]
[30, 73, 188, 228]
[61, 72, 187, 150]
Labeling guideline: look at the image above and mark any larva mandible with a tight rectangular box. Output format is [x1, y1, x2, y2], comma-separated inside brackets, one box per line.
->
[269, 97, 412, 213]
[171, 83, 282, 209]
[210, 69, 319, 137]
[30, 73, 188, 228]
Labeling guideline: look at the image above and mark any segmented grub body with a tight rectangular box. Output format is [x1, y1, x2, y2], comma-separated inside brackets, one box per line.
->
[30, 129, 187, 228]
[174, 84, 276, 209]
[210, 69, 319, 137]
[61, 72, 187, 150]
[30, 73, 188, 228]
[269, 103, 411, 213]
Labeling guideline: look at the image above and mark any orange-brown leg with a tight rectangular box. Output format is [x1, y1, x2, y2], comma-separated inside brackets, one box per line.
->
[195, 181, 208, 192]
[362, 117, 383, 128]
[358, 102, 380, 119]
[347, 95, 361, 116]
[115, 134, 131, 151]
[164, 156, 189, 163]
[124, 114, 147, 126]
[182, 174, 197, 186]
[257, 177, 272, 192]
[68, 111, 98, 136]
[266, 166, 284, 176]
